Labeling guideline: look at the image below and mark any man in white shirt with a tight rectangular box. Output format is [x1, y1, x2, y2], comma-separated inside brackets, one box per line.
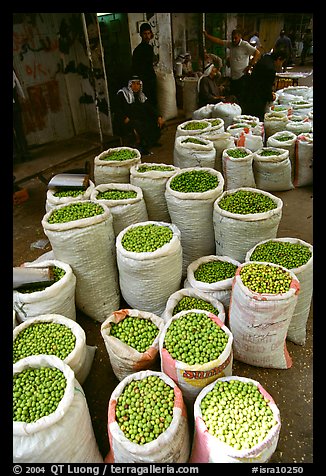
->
[203, 29, 260, 109]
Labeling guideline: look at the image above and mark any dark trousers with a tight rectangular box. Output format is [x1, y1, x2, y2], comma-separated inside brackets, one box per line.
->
[230, 75, 250, 109]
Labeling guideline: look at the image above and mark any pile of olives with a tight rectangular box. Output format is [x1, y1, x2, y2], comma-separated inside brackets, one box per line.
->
[240, 263, 292, 294]
[110, 316, 159, 353]
[97, 189, 137, 200]
[200, 379, 277, 450]
[170, 170, 219, 193]
[53, 188, 86, 197]
[249, 240, 312, 269]
[47, 202, 104, 224]
[13, 322, 76, 363]
[194, 260, 238, 284]
[181, 121, 209, 131]
[102, 149, 138, 161]
[137, 165, 175, 173]
[13, 367, 67, 423]
[121, 223, 173, 253]
[163, 311, 229, 365]
[115, 375, 175, 444]
[218, 190, 277, 215]
[172, 295, 220, 316]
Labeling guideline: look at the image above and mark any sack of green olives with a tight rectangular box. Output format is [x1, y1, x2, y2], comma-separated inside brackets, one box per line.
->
[13, 259, 77, 323]
[130, 163, 179, 222]
[266, 131, 297, 181]
[45, 180, 95, 213]
[222, 147, 256, 190]
[198, 131, 235, 172]
[263, 112, 289, 140]
[293, 133, 313, 187]
[173, 135, 216, 169]
[285, 118, 312, 136]
[42, 201, 120, 322]
[101, 309, 164, 381]
[13, 355, 103, 463]
[229, 261, 300, 368]
[175, 119, 212, 138]
[245, 237, 313, 345]
[213, 187, 283, 263]
[161, 287, 225, 324]
[105, 370, 190, 463]
[184, 255, 240, 314]
[90, 183, 148, 237]
[159, 309, 233, 403]
[13, 313, 96, 384]
[116, 221, 182, 316]
[189, 376, 281, 463]
[94, 146, 141, 185]
[253, 147, 294, 191]
[205, 117, 225, 133]
[165, 167, 224, 276]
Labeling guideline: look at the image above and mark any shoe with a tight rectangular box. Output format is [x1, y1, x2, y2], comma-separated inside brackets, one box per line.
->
[138, 147, 150, 155]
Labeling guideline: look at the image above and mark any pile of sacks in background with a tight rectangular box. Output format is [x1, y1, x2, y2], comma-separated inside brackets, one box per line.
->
[188, 84, 313, 190]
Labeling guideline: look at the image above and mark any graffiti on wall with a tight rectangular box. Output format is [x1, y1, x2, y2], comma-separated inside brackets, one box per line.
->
[22, 81, 61, 133]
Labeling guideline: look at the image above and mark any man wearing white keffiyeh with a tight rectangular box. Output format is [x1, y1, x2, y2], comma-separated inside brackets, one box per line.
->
[115, 76, 164, 155]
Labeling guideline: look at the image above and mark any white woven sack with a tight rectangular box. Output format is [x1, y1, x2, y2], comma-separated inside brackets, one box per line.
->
[156, 70, 178, 120]
[269, 104, 292, 116]
[45, 180, 95, 213]
[13, 313, 95, 384]
[13, 355, 103, 463]
[276, 88, 299, 104]
[264, 112, 289, 140]
[213, 188, 283, 263]
[189, 376, 281, 463]
[184, 255, 241, 312]
[101, 308, 164, 381]
[290, 100, 313, 116]
[90, 183, 148, 237]
[116, 221, 182, 316]
[284, 85, 309, 99]
[226, 122, 253, 138]
[105, 370, 190, 463]
[173, 135, 216, 169]
[13, 259, 77, 323]
[234, 114, 260, 125]
[229, 262, 300, 368]
[285, 120, 312, 136]
[205, 117, 225, 133]
[236, 131, 264, 152]
[192, 104, 214, 119]
[245, 238, 313, 346]
[294, 133, 313, 187]
[222, 147, 256, 190]
[211, 102, 242, 129]
[94, 147, 141, 185]
[175, 119, 212, 138]
[198, 131, 235, 172]
[13, 310, 18, 329]
[253, 147, 294, 191]
[159, 309, 233, 403]
[267, 131, 297, 181]
[42, 201, 120, 323]
[161, 287, 226, 324]
[165, 168, 224, 275]
[130, 163, 178, 222]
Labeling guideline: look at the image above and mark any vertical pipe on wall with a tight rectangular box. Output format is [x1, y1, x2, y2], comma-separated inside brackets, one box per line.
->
[81, 12, 103, 146]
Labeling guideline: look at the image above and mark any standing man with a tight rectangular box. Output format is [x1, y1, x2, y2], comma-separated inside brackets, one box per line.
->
[132, 22, 158, 107]
[274, 30, 294, 68]
[203, 29, 260, 109]
[242, 49, 287, 121]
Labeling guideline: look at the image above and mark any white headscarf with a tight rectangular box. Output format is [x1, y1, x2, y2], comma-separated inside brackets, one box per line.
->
[197, 63, 215, 92]
[117, 77, 147, 104]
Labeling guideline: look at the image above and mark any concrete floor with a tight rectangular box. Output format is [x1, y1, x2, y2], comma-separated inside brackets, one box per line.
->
[13, 64, 313, 464]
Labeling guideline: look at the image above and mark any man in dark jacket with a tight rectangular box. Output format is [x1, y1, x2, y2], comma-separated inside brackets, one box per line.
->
[115, 76, 164, 155]
[242, 49, 287, 121]
[132, 22, 158, 106]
